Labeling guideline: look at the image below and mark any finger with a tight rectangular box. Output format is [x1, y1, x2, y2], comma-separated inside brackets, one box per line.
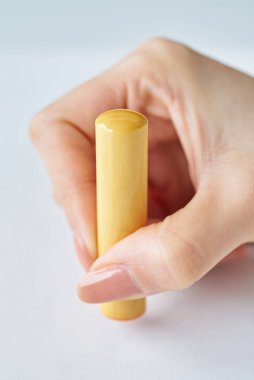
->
[29, 70, 126, 261]
[77, 177, 251, 303]
[73, 232, 94, 271]
[220, 244, 251, 264]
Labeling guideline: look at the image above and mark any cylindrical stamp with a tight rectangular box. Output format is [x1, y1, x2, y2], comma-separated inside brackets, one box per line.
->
[95, 109, 148, 320]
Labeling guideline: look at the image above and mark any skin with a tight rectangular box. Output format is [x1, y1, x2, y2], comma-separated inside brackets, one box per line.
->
[29, 38, 254, 303]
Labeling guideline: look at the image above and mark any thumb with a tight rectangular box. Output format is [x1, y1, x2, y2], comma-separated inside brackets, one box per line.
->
[77, 180, 251, 303]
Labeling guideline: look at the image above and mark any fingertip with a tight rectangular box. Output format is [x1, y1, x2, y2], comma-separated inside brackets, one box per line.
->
[77, 266, 144, 303]
[77, 283, 95, 303]
[72, 232, 96, 271]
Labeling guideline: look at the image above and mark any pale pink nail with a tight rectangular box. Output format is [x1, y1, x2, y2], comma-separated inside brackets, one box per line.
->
[77, 266, 142, 303]
[72, 232, 94, 271]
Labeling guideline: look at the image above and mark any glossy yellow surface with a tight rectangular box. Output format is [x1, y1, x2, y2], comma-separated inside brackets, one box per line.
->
[95, 109, 148, 320]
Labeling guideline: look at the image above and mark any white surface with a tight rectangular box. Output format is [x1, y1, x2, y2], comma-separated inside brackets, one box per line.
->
[1, 47, 254, 380]
[1, 0, 254, 49]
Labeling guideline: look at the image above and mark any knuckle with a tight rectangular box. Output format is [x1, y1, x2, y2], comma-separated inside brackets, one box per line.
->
[141, 36, 170, 49]
[131, 37, 194, 78]
[139, 37, 190, 59]
[141, 36, 175, 50]
[29, 107, 58, 144]
[157, 218, 203, 290]
[29, 110, 49, 143]
[29, 113, 41, 143]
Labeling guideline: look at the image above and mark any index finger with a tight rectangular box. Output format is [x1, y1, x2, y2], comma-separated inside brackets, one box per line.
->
[29, 67, 127, 263]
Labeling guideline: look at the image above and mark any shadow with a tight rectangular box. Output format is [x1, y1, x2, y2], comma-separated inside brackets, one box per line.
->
[130, 252, 254, 333]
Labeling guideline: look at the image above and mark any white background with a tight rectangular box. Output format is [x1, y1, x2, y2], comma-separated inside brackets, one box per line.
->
[1, 1, 254, 379]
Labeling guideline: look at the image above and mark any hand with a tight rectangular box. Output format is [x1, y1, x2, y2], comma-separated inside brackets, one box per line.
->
[30, 38, 254, 303]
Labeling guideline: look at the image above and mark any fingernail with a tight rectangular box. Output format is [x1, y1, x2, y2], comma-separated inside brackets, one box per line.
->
[72, 232, 94, 270]
[77, 266, 143, 303]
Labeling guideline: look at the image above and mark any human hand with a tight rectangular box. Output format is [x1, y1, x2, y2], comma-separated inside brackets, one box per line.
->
[30, 38, 254, 303]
